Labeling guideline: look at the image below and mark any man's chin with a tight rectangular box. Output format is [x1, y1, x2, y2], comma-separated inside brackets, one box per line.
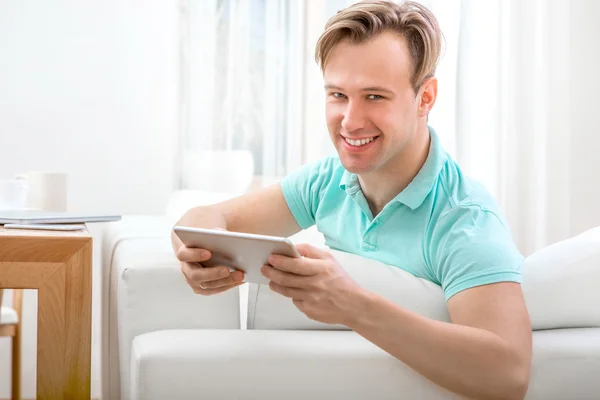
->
[338, 158, 376, 175]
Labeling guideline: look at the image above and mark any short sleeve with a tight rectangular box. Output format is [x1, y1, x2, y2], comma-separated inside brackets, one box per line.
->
[429, 205, 524, 301]
[280, 157, 338, 230]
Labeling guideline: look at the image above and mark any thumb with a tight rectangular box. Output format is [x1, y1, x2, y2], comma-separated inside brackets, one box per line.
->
[295, 243, 330, 260]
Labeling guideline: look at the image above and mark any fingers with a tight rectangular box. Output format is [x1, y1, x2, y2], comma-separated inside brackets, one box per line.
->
[295, 243, 331, 259]
[200, 270, 245, 290]
[292, 298, 305, 312]
[181, 262, 230, 281]
[176, 245, 212, 263]
[269, 281, 309, 300]
[181, 262, 245, 295]
[268, 253, 321, 276]
[261, 264, 307, 288]
[267, 244, 331, 275]
[186, 276, 244, 296]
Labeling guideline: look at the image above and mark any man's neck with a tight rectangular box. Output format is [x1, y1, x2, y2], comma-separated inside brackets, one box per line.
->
[358, 125, 431, 217]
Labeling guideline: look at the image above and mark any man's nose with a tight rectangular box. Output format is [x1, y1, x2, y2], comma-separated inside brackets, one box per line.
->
[341, 101, 366, 132]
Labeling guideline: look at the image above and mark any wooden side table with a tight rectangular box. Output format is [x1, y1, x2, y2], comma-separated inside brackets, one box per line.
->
[0, 226, 93, 399]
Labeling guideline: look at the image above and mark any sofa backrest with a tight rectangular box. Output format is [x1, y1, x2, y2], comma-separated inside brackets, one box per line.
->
[247, 227, 600, 331]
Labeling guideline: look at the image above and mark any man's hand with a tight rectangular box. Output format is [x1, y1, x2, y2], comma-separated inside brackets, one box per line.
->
[177, 244, 245, 296]
[261, 243, 363, 325]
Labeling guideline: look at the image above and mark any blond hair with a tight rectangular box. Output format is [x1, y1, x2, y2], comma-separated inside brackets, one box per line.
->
[315, 0, 443, 91]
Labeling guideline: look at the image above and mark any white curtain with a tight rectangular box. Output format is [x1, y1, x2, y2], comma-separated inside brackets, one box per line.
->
[178, 0, 306, 192]
[179, 0, 586, 254]
[444, 0, 572, 255]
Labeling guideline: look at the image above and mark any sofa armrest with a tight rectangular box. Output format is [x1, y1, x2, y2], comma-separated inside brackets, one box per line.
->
[101, 216, 241, 400]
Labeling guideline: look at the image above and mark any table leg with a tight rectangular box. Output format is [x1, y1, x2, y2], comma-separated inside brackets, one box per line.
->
[37, 240, 92, 399]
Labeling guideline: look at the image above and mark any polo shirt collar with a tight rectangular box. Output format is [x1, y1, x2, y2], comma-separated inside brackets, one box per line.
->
[339, 126, 448, 210]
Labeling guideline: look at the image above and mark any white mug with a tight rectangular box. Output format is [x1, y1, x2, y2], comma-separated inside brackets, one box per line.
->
[0, 180, 28, 210]
[14, 172, 68, 211]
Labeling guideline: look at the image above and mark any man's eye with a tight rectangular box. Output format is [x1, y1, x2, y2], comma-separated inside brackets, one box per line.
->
[367, 94, 383, 100]
[332, 92, 346, 99]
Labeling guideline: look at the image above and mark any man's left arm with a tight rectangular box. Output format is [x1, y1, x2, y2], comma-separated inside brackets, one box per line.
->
[347, 280, 532, 400]
[263, 244, 532, 400]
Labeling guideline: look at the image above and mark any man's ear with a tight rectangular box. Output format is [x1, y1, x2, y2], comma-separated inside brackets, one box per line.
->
[417, 76, 438, 118]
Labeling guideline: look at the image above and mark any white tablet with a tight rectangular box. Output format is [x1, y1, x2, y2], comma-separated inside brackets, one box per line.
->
[173, 226, 301, 285]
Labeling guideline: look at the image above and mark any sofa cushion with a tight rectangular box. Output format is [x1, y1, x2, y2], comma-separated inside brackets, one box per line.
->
[526, 328, 600, 399]
[248, 227, 600, 331]
[520, 226, 600, 330]
[248, 248, 450, 330]
[129, 329, 457, 400]
[129, 328, 600, 400]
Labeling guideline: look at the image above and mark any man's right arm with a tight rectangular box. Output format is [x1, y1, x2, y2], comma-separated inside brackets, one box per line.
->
[171, 183, 303, 295]
[171, 183, 302, 253]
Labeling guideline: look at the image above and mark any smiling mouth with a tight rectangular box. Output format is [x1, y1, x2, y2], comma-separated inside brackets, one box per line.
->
[343, 135, 380, 147]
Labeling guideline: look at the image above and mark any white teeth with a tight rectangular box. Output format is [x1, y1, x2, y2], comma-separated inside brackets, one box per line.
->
[345, 137, 376, 147]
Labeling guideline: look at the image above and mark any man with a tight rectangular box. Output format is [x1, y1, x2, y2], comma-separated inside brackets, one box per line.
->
[172, 1, 532, 399]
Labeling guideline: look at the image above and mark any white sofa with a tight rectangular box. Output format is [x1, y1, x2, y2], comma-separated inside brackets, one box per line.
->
[101, 195, 600, 400]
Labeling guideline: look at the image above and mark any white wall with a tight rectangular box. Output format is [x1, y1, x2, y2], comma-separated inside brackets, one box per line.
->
[0, 1, 179, 398]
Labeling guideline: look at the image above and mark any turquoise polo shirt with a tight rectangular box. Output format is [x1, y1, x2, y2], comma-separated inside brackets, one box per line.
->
[281, 127, 523, 301]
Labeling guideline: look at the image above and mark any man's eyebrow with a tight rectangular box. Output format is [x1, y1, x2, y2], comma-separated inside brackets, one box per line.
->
[361, 86, 394, 94]
[324, 84, 394, 94]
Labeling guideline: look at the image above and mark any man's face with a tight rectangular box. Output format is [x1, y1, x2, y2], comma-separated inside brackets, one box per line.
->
[323, 31, 422, 175]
